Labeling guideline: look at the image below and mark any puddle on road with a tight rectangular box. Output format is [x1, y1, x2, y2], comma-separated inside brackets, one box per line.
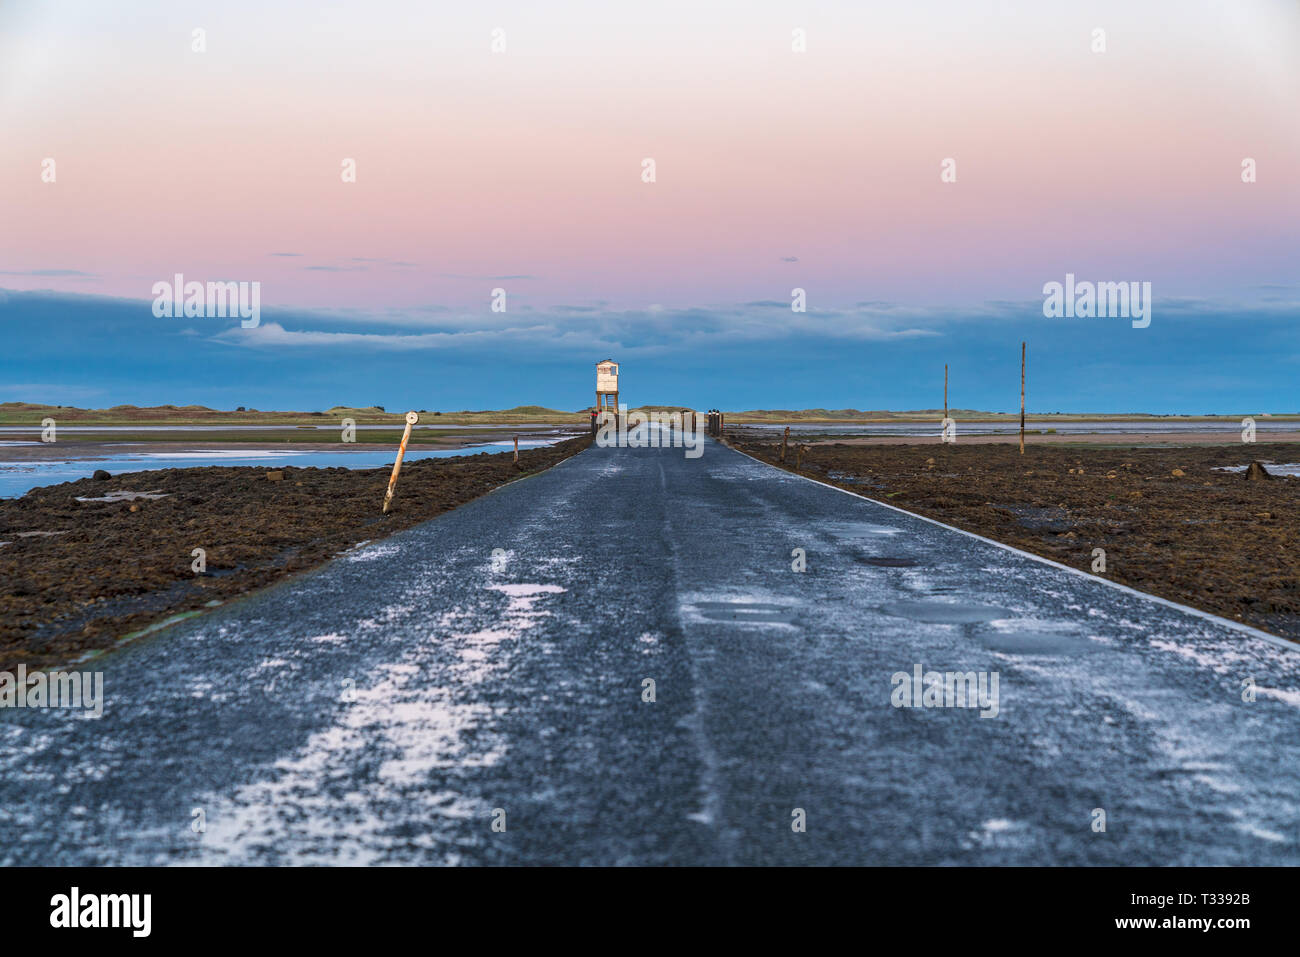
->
[879, 600, 1011, 624]
[823, 522, 903, 538]
[856, 555, 920, 568]
[978, 630, 1097, 656]
[977, 618, 1098, 656]
[691, 601, 801, 625]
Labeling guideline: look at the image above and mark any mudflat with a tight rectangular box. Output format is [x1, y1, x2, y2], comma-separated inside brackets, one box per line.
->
[803, 431, 1300, 446]
[0, 436, 591, 670]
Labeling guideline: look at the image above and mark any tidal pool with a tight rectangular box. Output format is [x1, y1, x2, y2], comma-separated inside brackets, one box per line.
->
[0, 439, 566, 498]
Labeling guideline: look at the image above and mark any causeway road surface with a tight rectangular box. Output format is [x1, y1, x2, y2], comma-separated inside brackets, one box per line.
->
[2, 438, 1298, 864]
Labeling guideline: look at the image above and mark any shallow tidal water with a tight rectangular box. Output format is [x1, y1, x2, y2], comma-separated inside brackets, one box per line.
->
[0, 439, 565, 498]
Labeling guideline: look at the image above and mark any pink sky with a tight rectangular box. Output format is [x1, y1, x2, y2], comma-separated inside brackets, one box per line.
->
[2, 0, 1298, 313]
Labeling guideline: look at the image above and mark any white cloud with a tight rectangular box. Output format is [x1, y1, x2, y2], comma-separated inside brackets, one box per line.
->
[211, 322, 564, 350]
[208, 302, 947, 353]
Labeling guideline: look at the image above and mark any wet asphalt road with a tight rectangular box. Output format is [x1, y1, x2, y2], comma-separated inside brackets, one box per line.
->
[2, 438, 1299, 865]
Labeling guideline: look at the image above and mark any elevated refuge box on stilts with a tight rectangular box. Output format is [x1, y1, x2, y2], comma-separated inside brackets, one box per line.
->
[593, 359, 620, 432]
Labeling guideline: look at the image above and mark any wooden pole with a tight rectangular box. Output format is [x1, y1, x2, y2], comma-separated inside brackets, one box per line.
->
[382, 411, 418, 513]
[944, 364, 948, 420]
[781, 426, 789, 463]
[513, 434, 519, 465]
[1019, 342, 1026, 455]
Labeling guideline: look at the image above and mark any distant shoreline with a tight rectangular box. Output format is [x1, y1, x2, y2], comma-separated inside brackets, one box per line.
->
[798, 431, 1300, 447]
[0, 438, 556, 464]
[2, 401, 1296, 428]
[721, 413, 1300, 424]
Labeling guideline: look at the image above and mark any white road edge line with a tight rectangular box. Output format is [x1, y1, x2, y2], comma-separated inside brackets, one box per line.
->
[721, 440, 1299, 654]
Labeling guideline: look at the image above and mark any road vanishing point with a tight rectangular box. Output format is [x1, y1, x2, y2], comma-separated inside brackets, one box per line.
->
[3, 438, 1299, 865]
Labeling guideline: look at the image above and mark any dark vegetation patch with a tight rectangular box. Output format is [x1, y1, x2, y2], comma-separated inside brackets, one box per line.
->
[0, 436, 591, 669]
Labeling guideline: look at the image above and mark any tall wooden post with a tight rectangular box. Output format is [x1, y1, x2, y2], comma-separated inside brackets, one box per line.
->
[514, 434, 519, 465]
[944, 364, 948, 420]
[383, 411, 418, 513]
[1019, 342, 1026, 455]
